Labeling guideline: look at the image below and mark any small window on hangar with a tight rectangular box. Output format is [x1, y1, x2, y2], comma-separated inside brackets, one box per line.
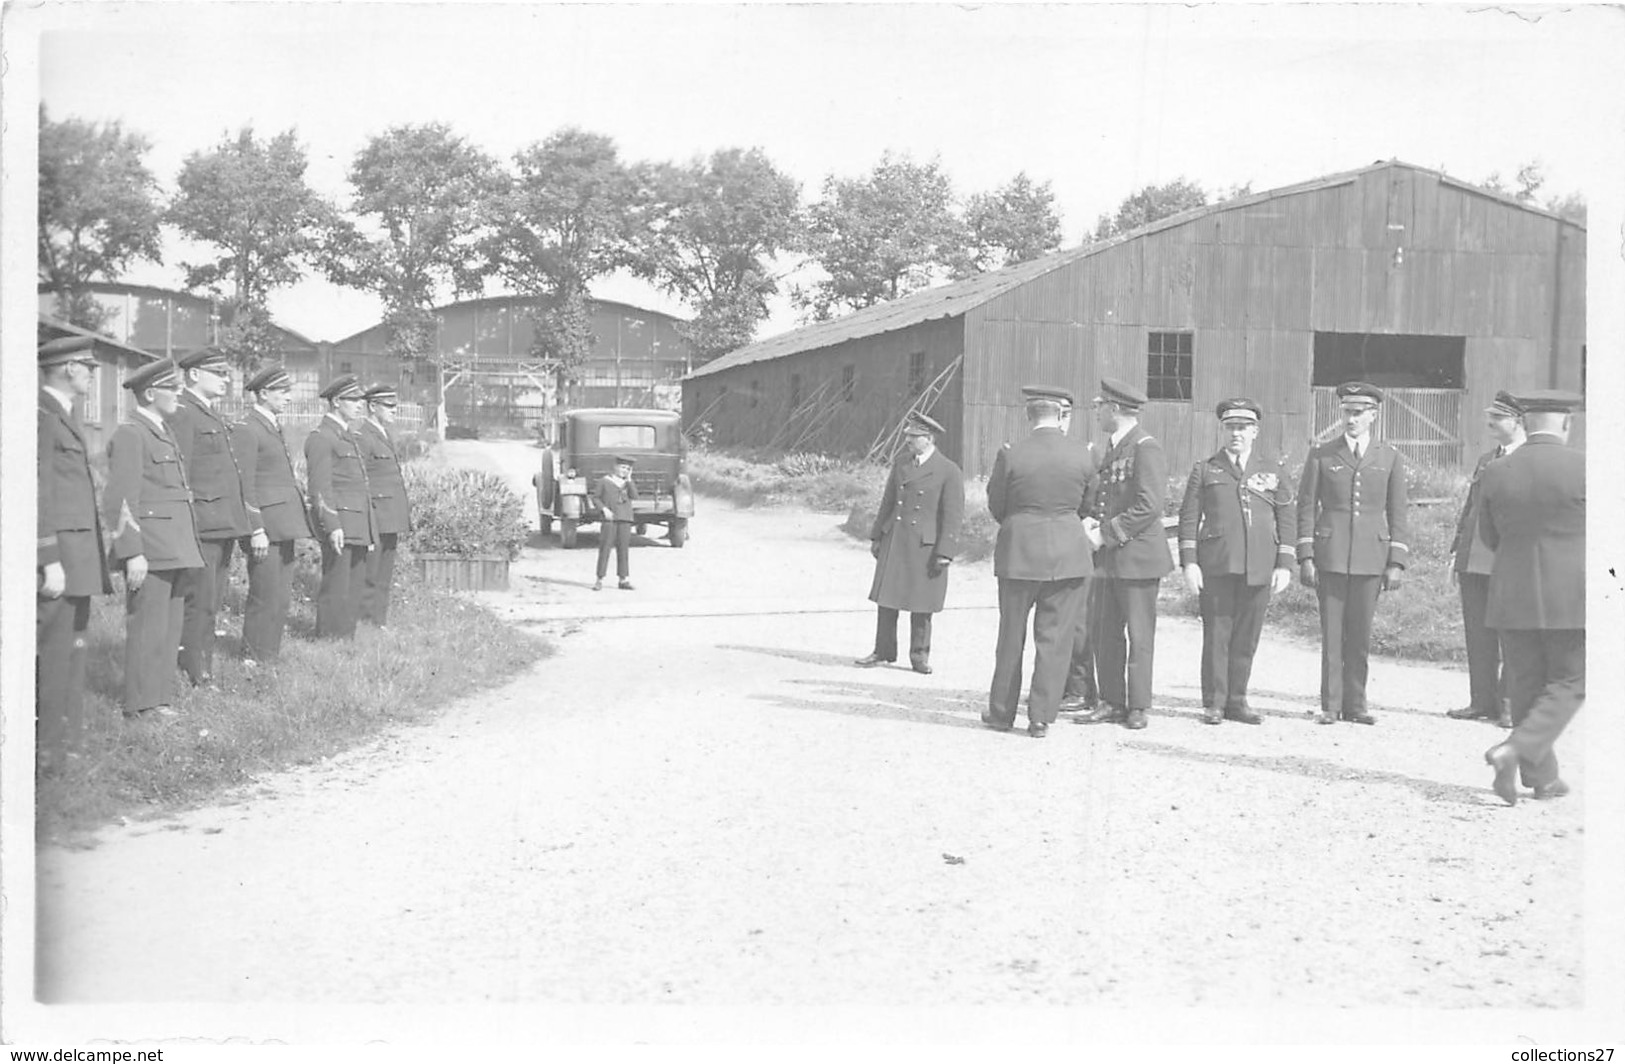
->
[1313, 333, 1465, 389]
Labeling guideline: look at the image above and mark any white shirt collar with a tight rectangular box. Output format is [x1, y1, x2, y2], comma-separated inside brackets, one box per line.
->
[136, 406, 167, 431]
[42, 384, 76, 415]
[1344, 434, 1367, 456]
[1500, 436, 1524, 455]
[1109, 421, 1136, 448]
[1231, 449, 1252, 469]
[323, 412, 349, 430]
[914, 443, 935, 465]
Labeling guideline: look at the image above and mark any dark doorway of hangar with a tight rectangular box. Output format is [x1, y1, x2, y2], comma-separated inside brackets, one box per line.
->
[1310, 332, 1466, 468]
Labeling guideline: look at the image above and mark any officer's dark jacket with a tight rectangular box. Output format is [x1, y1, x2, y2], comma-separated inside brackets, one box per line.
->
[1479, 434, 1584, 630]
[987, 426, 1098, 581]
[1451, 443, 1516, 575]
[168, 389, 253, 540]
[304, 414, 375, 545]
[1295, 436, 1410, 574]
[357, 418, 412, 535]
[103, 410, 205, 571]
[38, 389, 112, 595]
[1178, 448, 1295, 585]
[234, 406, 313, 543]
[1094, 423, 1174, 580]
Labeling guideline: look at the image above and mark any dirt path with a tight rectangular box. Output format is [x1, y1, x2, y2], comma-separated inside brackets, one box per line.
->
[33, 441, 1584, 1021]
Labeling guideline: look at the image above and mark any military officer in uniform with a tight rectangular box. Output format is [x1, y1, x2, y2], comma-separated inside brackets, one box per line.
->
[104, 358, 205, 718]
[305, 375, 375, 639]
[170, 347, 255, 685]
[1480, 390, 1585, 806]
[358, 383, 412, 626]
[37, 336, 113, 767]
[235, 366, 314, 661]
[985, 385, 1099, 738]
[1177, 398, 1295, 725]
[1060, 432, 1106, 714]
[855, 411, 965, 674]
[1296, 381, 1410, 725]
[1078, 378, 1171, 731]
[1446, 391, 1525, 729]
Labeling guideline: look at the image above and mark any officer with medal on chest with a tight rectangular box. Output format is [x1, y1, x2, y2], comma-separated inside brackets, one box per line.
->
[1296, 381, 1410, 725]
[1177, 398, 1295, 725]
[305, 375, 376, 639]
[37, 336, 113, 767]
[1078, 377, 1172, 731]
[854, 411, 965, 674]
[104, 358, 206, 718]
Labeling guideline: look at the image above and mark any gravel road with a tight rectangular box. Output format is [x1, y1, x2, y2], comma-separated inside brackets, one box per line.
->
[32, 440, 1586, 1028]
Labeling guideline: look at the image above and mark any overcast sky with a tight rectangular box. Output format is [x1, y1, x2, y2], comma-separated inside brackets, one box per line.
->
[26, 1, 1625, 343]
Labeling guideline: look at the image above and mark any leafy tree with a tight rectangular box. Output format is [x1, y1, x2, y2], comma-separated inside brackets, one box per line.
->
[1545, 191, 1587, 226]
[326, 123, 501, 362]
[1091, 177, 1208, 240]
[169, 127, 337, 369]
[631, 147, 804, 362]
[482, 128, 637, 401]
[957, 172, 1062, 276]
[1481, 160, 1586, 224]
[793, 152, 967, 321]
[37, 106, 164, 331]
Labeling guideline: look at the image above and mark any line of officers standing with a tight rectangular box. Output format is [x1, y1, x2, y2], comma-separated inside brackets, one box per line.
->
[857, 376, 1585, 806]
[36, 336, 414, 771]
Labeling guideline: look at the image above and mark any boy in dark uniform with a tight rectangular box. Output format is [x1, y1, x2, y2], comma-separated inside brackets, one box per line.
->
[1177, 398, 1295, 725]
[104, 358, 205, 718]
[305, 375, 375, 638]
[854, 411, 965, 674]
[37, 336, 113, 766]
[593, 456, 638, 591]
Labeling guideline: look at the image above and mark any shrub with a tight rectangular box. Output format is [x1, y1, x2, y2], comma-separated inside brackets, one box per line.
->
[403, 463, 528, 560]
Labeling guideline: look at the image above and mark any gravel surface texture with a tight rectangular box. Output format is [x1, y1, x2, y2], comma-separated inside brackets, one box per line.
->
[32, 441, 1587, 1027]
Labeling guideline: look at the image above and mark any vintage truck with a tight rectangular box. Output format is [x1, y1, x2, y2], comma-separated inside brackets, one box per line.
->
[533, 407, 694, 548]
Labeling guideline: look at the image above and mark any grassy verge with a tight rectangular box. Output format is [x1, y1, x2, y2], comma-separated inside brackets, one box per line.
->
[37, 546, 545, 844]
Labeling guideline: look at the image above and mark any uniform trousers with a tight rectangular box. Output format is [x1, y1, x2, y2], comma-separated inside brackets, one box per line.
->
[873, 607, 932, 665]
[37, 594, 92, 763]
[243, 540, 297, 660]
[1063, 578, 1102, 704]
[1499, 628, 1585, 789]
[317, 541, 370, 640]
[126, 568, 191, 713]
[596, 520, 631, 580]
[1457, 572, 1504, 714]
[363, 531, 399, 625]
[1198, 575, 1270, 712]
[1096, 577, 1161, 712]
[1316, 572, 1382, 715]
[180, 537, 236, 683]
[988, 576, 1088, 727]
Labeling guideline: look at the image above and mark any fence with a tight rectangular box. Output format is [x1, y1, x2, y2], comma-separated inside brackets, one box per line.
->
[215, 398, 425, 441]
[1311, 387, 1462, 469]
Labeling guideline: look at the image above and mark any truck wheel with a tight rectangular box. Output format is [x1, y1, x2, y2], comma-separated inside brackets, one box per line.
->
[560, 517, 578, 549]
[635, 522, 647, 537]
[669, 518, 688, 548]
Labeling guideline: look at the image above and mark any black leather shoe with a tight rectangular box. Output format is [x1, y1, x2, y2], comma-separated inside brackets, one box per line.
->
[910, 659, 933, 675]
[1446, 705, 1496, 721]
[1341, 711, 1377, 725]
[1485, 743, 1519, 806]
[1202, 707, 1223, 725]
[981, 715, 1014, 733]
[1532, 779, 1570, 801]
[1078, 704, 1124, 725]
[1124, 708, 1148, 730]
[1225, 709, 1263, 725]
[619, 580, 635, 591]
[1317, 711, 1339, 725]
[1027, 721, 1048, 738]
[1057, 696, 1094, 714]
[853, 653, 893, 667]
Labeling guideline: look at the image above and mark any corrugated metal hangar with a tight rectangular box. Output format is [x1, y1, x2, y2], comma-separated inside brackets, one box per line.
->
[682, 160, 1586, 476]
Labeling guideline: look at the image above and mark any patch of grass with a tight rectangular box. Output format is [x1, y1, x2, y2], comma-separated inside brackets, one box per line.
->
[689, 446, 889, 513]
[36, 550, 545, 844]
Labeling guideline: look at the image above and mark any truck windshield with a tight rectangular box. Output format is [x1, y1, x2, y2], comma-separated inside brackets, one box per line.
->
[595, 424, 657, 450]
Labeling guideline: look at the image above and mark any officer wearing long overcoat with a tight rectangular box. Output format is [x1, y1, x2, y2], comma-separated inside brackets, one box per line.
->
[104, 358, 205, 717]
[305, 375, 375, 639]
[1177, 398, 1295, 724]
[1079, 378, 1172, 731]
[37, 336, 113, 766]
[1480, 390, 1585, 806]
[358, 383, 412, 626]
[985, 385, 1099, 738]
[855, 411, 965, 674]
[235, 366, 313, 661]
[169, 347, 255, 685]
[1295, 381, 1410, 725]
[1446, 391, 1525, 728]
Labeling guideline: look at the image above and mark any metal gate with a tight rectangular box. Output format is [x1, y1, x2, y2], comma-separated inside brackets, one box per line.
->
[1311, 387, 1463, 469]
